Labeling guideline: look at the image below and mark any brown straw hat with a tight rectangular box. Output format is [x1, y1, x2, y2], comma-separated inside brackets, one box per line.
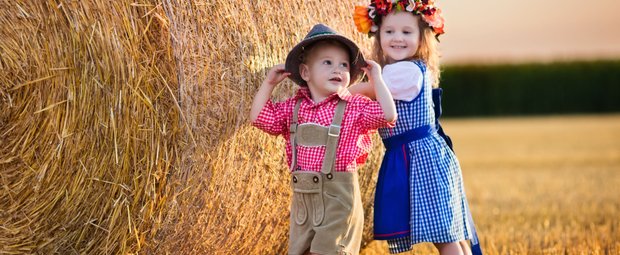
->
[285, 24, 367, 86]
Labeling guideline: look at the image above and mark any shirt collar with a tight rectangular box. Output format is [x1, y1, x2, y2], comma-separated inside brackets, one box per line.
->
[296, 87, 353, 106]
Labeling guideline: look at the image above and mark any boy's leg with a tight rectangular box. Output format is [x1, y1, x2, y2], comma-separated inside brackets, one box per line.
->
[289, 193, 316, 255]
[311, 173, 363, 255]
[289, 222, 314, 255]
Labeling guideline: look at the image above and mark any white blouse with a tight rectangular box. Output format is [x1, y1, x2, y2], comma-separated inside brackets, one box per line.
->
[382, 61, 423, 101]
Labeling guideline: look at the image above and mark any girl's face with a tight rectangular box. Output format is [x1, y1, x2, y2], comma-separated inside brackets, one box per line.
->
[379, 11, 421, 64]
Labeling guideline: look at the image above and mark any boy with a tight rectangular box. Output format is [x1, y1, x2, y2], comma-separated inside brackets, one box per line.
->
[250, 24, 396, 255]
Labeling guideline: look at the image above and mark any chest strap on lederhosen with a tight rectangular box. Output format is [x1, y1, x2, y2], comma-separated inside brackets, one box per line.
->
[290, 98, 347, 176]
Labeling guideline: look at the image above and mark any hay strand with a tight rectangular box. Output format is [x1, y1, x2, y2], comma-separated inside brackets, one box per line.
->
[1, 1, 376, 254]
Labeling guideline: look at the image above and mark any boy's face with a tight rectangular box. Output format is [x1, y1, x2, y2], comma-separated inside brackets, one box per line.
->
[380, 11, 421, 64]
[300, 43, 351, 102]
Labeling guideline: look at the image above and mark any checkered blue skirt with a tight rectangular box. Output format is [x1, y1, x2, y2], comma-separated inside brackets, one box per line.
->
[375, 60, 474, 252]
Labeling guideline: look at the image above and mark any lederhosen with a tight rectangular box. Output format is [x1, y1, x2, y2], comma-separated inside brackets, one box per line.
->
[287, 99, 364, 255]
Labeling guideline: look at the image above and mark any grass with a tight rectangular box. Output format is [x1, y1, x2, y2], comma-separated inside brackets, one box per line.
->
[361, 114, 620, 254]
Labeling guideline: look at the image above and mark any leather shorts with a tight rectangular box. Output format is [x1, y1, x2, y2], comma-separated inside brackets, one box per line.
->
[288, 171, 364, 255]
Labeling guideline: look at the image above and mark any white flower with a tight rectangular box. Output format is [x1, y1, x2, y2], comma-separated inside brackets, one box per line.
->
[371, 25, 378, 32]
[406, 0, 416, 12]
[369, 6, 376, 18]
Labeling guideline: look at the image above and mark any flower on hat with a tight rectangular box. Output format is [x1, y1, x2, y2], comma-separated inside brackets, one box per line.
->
[353, 0, 445, 37]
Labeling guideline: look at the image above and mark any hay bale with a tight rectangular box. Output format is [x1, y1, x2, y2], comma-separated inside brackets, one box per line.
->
[0, 1, 380, 254]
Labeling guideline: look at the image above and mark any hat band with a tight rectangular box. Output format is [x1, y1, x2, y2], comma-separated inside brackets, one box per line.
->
[305, 31, 337, 40]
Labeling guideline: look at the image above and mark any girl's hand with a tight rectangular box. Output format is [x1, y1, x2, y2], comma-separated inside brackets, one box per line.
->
[264, 64, 291, 86]
[361, 60, 382, 82]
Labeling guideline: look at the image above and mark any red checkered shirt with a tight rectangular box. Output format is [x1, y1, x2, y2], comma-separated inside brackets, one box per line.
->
[252, 88, 394, 172]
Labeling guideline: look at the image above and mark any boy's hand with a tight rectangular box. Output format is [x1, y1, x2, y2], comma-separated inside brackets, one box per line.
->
[250, 64, 290, 122]
[264, 64, 291, 86]
[361, 60, 382, 82]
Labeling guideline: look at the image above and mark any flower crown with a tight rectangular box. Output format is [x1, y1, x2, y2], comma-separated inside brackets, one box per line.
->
[354, 0, 445, 37]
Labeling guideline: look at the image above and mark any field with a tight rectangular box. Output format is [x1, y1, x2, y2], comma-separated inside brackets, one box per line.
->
[361, 114, 620, 255]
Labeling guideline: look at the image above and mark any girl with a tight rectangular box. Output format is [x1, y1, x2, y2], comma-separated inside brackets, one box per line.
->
[352, 1, 482, 254]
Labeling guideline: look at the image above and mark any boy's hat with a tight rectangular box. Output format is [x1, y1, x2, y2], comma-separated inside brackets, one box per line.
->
[285, 24, 366, 86]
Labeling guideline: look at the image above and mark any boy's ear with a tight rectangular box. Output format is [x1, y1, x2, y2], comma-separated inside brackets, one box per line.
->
[300, 64, 310, 82]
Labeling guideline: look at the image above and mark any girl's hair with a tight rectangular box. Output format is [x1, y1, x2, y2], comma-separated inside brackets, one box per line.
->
[372, 14, 441, 88]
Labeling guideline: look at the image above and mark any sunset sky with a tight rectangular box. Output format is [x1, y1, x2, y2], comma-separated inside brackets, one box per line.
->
[437, 0, 620, 64]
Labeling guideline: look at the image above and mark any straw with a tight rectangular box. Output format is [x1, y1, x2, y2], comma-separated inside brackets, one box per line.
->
[1, 1, 377, 254]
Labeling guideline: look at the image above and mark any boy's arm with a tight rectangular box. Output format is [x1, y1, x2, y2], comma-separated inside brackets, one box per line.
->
[362, 60, 397, 123]
[250, 64, 290, 122]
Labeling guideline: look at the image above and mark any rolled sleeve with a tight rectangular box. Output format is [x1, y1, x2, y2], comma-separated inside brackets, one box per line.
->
[251, 100, 290, 136]
[358, 100, 395, 132]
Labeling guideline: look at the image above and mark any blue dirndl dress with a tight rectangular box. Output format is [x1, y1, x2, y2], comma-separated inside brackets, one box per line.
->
[373, 60, 482, 254]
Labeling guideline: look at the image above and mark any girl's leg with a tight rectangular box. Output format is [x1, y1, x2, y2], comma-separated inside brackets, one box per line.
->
[434, 242, 464, 255]
[459, 240, 472, 255]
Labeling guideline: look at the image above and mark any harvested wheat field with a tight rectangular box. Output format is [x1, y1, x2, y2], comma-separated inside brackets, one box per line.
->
[362, 114, 620, 255]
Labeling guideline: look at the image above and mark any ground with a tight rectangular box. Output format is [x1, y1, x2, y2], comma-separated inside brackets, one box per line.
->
[361, 114, 620, 255]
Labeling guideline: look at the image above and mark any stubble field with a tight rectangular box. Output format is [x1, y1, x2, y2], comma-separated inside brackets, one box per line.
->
[361, 114, 620, 255]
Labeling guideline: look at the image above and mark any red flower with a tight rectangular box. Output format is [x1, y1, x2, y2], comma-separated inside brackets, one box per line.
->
[374, 0, 391, 15]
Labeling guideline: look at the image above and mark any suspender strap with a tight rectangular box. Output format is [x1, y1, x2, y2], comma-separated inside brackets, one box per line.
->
[289, 98, 303, 170]
[290, 99, 347, 173]
[320, 100, 347, 175]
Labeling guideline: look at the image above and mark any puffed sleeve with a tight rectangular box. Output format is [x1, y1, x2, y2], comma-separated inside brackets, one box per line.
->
[382, 61, 423, 101]
[251, 99, 293, 136]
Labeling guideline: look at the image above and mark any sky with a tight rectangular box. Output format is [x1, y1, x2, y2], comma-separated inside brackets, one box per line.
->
[438, 0, 620, 64]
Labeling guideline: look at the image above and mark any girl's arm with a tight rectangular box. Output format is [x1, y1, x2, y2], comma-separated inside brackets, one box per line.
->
[362, 60, 397, 122]
[249, 64, 290, 122]
[348, 82, 376, 100]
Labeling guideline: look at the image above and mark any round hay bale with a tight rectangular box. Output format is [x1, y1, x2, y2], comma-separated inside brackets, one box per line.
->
[0, 1, 381, 254]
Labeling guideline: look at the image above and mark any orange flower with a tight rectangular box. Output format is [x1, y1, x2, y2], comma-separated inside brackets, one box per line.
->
[353, 6, 372, 34]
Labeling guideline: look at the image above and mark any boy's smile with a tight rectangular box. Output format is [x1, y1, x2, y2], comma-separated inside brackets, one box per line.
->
[300, 43, 351, 103]
[328, 76, 343, 83]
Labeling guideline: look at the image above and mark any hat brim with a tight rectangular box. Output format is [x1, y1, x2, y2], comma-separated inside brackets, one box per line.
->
[285, 34, 367, 87]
